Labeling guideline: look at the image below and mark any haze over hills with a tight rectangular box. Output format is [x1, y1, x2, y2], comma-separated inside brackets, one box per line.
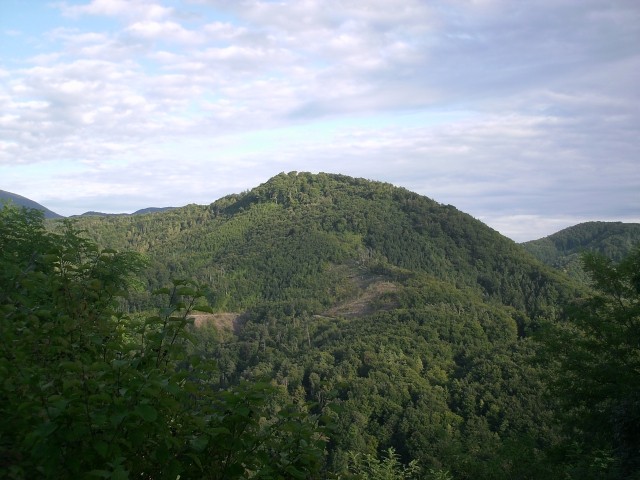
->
[4, 176, 637, 249]
[5, 173, 638, 291]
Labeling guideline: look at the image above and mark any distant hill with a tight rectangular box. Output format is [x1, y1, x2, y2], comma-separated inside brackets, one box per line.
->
[522, 221, 640, 282]
[78, 211, 121, 217]
[79, 207, 176, 217]
[0, 190, 63, 219]
[132, 207, 175, 215]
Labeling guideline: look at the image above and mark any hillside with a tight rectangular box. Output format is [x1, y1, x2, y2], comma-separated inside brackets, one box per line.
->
[523, 221, 640, 283]
[0, 189, 63, 219]
[49, 171, 585, 478]
[78, 207, 176, 217]
[67, 172, 576, 320]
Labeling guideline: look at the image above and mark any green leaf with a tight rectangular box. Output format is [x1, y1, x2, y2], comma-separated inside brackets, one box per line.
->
[186, 453, 203, 470]
[94, 440, 109, 459]
[88, 469, 112, 478]
[110, 412, 127, 427]
[190, 435, 209, 452]
[176, 286, 197, 296]
[112, 359, 129, 368]
[145, 315, 162, 325]
[193, 304, 214, 313]
[35, 421, 58, 438]
[285, 465, 307, 479]
[134, 404, 158, 422]
[207, 427, 231, 437]
[111, 466, 129, 480]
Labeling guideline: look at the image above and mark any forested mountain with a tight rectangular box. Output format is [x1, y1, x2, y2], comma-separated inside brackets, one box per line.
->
[67, 172, 577, 318]
[51, 172, 583, 478]
[131, 206, 176, 215]
[5, 172, 637, 478]
[78, 207, 176, 216]
[0, 189, 63, 219]
[523, 221, 640, 283]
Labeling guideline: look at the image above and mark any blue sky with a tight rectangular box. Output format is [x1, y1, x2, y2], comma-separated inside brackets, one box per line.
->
[1, 0, 638, 241]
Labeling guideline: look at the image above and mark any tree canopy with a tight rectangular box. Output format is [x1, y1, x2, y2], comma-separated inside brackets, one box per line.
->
[0, 205, 326, 479]
[3, 172, 638, 479]
[542, 247, 640, 479]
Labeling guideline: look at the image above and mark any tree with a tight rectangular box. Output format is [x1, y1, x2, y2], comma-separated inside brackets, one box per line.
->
[346, 447, 423, 480]
[0, 205, 326, 479]
[545, 246, 640, 479]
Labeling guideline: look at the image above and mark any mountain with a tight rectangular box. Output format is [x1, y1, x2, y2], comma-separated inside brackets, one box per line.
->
[68, 171, 576, 318]
[522, 221, 640, 283]
[78, 207, 176, 217]
[132, 206, 175, 215]
[57, 172, 584, 478]
[0, 189, 63, 219]
[12, 172, 634, 478]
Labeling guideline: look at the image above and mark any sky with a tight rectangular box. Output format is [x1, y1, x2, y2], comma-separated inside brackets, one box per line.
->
[1, 0, 638, 242]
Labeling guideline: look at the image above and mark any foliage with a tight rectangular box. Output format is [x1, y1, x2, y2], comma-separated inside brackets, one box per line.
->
[523, 221, 640, 284]
[345, 447, 422, 480]
[0, 205, 326, 479]
[542, 247, 640, 479]
[66, 172, 576, 322]
[33, 172, 597, 478]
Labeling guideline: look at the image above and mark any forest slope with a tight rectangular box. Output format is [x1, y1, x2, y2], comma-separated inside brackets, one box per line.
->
[523, 221, 640, 283]
[68, 172, 576, 321]
[54, 172, 584, 478]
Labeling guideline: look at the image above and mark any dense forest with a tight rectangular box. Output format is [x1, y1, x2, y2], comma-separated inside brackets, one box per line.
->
[2, 172, 639, 479]
[523, 222, 640, 284]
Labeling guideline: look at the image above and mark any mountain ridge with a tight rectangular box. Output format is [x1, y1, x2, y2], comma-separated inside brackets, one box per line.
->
[0, 189, 63, 219]
[4, 177, 636, 245]
[0, 189, 176, 218]
[77, 206, 176, 217]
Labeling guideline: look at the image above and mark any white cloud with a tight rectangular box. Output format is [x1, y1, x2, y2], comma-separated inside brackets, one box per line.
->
[59, 0, 173, 20]
[203, 21, 247, 40]
[126, 20, 203, 44]
[1, 0, 638, 240]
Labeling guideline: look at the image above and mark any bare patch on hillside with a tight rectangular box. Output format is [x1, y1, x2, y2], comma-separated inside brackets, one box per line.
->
[324, 279, 399, 318]
[190, 312, 244, 336]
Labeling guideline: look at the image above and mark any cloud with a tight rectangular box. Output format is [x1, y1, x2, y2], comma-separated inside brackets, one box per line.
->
[125, 20, 203, 44]
[59, 0, 173, 20]
[1, 0, 638, 241]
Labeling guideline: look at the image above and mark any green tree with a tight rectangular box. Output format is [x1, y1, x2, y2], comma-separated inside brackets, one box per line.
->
[0, 206, 326, 479]
[345, 447, 422, 480]
[545, 247, 640, 479]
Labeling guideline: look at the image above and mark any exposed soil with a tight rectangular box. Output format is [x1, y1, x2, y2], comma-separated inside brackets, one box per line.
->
[324, 279, 398, 318]
[190, 312, 244, 336]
